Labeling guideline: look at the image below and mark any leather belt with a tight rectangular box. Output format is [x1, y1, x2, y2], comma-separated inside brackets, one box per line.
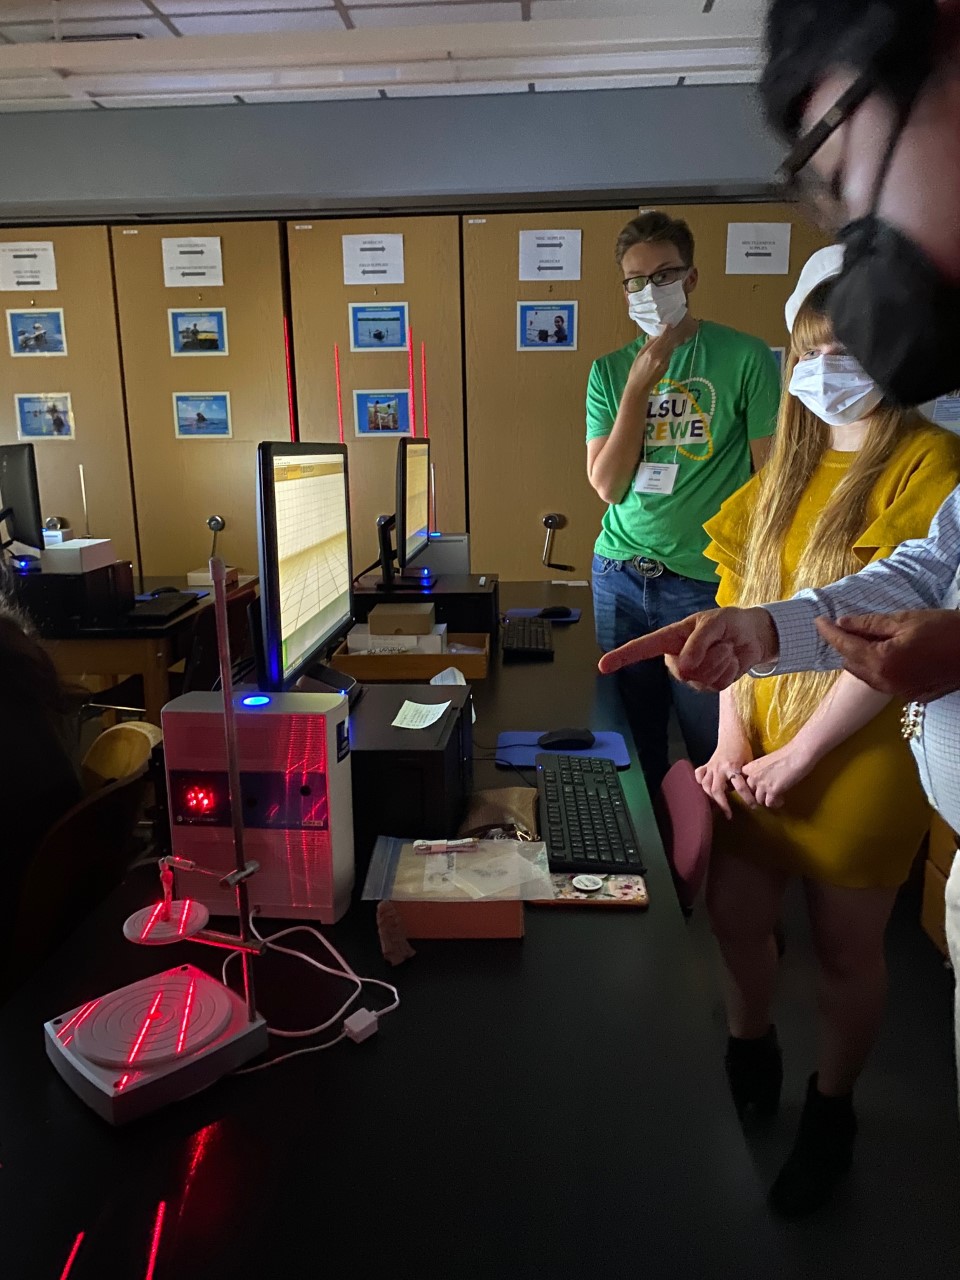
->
[632, 556, 667, 579]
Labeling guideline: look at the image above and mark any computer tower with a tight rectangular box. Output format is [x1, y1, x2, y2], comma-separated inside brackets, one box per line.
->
[162, 690, 354, 924]
[349, 684, 474, 878]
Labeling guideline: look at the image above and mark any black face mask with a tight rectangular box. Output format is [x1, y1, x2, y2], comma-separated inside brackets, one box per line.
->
[830, 216, 960, 407]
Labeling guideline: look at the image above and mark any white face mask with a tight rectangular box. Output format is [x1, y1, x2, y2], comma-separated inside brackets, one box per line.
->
[788, 353, 884, 427]
[628, 279, 688, 336]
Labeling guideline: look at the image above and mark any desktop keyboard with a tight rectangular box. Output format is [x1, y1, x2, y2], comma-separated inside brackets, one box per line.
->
[536, 753, 646, 875]
[128, 592, 197, 623]
[501, 616, 554, 661]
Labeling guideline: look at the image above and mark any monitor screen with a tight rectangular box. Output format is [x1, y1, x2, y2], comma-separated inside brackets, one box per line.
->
[397, 438, 430, 571]
[0, 443, 44, 552]
[256, 443, 354, 690]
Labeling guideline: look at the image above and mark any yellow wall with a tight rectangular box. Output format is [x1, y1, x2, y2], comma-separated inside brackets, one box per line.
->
[287, 215, 465, 572]
[111, 221, 290, 578]
[0, 226, 137, 565]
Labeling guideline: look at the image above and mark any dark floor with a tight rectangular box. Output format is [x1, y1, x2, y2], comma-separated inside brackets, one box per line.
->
[683, 837, 960, 1279]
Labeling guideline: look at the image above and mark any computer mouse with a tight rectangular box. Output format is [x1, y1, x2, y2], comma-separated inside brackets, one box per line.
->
[539, 605, 573, 620]
[151, 586, 181, 597]
[537, 727, 596, 752]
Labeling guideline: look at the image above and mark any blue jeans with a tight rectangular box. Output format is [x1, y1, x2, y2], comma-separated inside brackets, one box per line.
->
[592, 554, 720, 792]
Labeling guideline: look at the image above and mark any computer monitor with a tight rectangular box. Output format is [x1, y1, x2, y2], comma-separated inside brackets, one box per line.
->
[0, 443, 44, 554]
[256, 442, 354, 692]
[396, 438, 431, 572]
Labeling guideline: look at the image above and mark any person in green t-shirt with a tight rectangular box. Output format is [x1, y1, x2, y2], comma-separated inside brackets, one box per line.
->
[587, 210, 780, 789]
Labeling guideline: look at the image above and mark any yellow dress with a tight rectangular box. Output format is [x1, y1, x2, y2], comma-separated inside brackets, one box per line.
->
[704, 425, 960, 888]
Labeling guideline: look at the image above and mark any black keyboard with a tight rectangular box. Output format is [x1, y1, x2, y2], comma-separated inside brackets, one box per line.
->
[501, 616, 554, 661]
[128, 592, 197, 623]
[536, 753, 646, 874]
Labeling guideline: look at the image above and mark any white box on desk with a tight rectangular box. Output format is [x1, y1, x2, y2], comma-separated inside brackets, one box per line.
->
[40, 538, 114, 574]
[187, 565, 239, 588]
[346, 623, 447, 654]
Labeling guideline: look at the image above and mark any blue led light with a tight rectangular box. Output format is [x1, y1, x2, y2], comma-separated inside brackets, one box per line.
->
[241, 695, 271, 707]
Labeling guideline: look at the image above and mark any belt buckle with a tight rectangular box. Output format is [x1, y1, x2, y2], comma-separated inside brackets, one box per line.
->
[634, 557, 664, 579]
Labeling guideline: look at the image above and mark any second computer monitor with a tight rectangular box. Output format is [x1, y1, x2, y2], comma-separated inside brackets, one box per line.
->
[256, 442, 354, 691]
[396, 438, 430, 572]
[0, 443, 44, 552]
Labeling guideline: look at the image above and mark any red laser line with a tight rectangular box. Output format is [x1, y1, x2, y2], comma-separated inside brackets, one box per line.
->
[126, 990, 164, 1067]
[144, 1201, 166, 1280]
[175, 979, 197, 1055]
[407, 326, 417, 437]
[57, 999, 99, 1039]
[334, 344, 344, 444]
[139, 901, 164, 943]
[176, 899, 191, 937]
[58, 1231, 85, 1280]
[283, 315, 297, 441]
[420, 341, 429, 440]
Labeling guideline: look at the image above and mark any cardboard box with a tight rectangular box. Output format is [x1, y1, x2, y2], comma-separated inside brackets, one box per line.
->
[346, 623, 447, 654]
[390, 898, 524, 940]
[368, 602, 435, 635]
[928, 814, 957, 878]
[922, 859, 949, 957]
[40, 538, 115, 575]
[187, 565, 239, 588]
[331, 632, 488, 682]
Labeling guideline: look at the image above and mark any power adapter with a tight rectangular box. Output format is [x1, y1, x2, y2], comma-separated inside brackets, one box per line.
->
[344, 1008, 379, 1044]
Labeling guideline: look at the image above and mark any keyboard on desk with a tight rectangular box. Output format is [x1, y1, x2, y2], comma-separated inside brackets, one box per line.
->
[127, 592, 197, 623]
[501, 616, 554, 661]
[536, 753, 646, 875]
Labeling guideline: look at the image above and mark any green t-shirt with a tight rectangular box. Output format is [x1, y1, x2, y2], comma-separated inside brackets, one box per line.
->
[585, 320, 780, 581]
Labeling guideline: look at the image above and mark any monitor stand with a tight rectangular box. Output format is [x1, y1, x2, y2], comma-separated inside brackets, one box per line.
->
[376, 513, 435, 590]
[296, 660, 363, 709]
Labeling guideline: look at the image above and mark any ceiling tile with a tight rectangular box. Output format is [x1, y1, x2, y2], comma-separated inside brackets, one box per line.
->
[530, 0, 702, 17]
[535, 73, 681, 91]
[1, 17, 173, 42]
[683, 69, 760, 84]
[239, 86, 382, 102]
[0, 97, 97, 110]
[0, 2, 148, 18]
[349, 4, 522, 27]
[174, 11, 344, 35]
[97, 92, 240, 107]
[386, 79, 527, 96]
[158, 1, 334, 11]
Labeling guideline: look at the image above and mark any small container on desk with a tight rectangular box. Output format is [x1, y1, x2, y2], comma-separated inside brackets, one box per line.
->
[329, 632, 489, 682]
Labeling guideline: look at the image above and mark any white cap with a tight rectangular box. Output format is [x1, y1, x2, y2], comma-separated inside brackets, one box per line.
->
[784, 245, 845, 334]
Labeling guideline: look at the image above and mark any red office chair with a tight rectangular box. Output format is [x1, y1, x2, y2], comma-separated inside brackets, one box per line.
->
[657, 759, 713, 914]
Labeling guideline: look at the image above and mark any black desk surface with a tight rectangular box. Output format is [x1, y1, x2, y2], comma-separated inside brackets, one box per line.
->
[0, 583, 799, 1279]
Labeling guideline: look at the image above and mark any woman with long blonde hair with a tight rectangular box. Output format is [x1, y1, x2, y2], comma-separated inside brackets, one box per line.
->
[697, 248, 960, 1218]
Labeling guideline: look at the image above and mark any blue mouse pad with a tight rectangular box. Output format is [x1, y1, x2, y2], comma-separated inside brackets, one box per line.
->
[495, 731, 630, 769]
[504, 607, 581, 624]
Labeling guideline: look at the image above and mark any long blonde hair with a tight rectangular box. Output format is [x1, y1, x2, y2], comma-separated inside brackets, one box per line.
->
[732, 286, 924, 743]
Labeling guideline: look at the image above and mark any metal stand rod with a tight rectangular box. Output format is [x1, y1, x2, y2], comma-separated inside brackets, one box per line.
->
[210, 557, 258, 1023]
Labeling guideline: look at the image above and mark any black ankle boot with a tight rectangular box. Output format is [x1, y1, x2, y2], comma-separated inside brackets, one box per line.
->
[769, 1073, 857, 1218]
[724, 1026, 783, 1120]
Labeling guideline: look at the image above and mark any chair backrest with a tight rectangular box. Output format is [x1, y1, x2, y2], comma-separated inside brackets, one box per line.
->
[657, 759, 713, 913]
[4, 770, 148, 995]
[81, 721, 162, 791]
[181, 586, 257, 694]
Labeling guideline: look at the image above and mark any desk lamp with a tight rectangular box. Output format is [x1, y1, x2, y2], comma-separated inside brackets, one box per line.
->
[44, 559, 269, 1123]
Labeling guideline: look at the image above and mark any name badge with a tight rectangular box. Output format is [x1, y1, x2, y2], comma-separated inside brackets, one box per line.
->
[634, 462, 678, 495]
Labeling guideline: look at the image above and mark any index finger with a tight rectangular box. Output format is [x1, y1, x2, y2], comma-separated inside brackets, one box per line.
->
[815, 618, 885, 681]
[598, 617, 696, 674]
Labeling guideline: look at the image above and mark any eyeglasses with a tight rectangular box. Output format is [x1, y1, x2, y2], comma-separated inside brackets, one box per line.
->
[622, 266, 689, 295]
[778, 68, 877, 230]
